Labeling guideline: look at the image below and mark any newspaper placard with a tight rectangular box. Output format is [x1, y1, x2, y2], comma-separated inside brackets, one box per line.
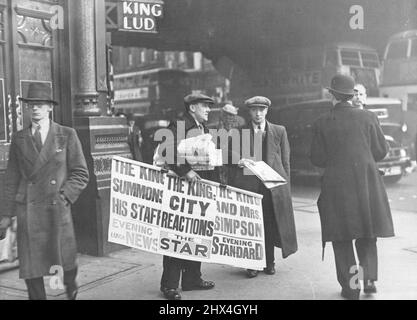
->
[109, 156, 266, 270]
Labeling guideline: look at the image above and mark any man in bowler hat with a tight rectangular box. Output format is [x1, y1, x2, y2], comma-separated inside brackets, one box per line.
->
[159, 93, 217, 300]
[310, 74, 394, 300]
[0, 82, 89, 300]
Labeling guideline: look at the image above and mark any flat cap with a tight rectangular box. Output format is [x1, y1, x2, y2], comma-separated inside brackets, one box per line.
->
[184, 93, 215, 106]
[222, 104, 238, 115]
[245, 96, 271, 108]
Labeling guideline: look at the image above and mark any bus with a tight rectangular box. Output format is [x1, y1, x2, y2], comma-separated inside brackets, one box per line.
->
[239, 42, 381, 106]
[380, 30, 417, 159]
[113, 68, 191, 117]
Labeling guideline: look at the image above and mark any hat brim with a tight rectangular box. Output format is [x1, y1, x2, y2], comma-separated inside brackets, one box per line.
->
[326, 87, 355, 97]
[187, 99, 215, 106]
[19, 97, 58, 105]
[246, 104, 269, 109]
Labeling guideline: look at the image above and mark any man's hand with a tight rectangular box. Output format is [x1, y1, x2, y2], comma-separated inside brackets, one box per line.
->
[59, 192, 70, 207]
[0, 217, 12, 240]
[238, 159, 256, 168]
[185, 170, 201, 183]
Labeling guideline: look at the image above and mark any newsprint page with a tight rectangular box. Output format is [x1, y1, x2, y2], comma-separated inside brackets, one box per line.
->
[0, 0, 416, 313]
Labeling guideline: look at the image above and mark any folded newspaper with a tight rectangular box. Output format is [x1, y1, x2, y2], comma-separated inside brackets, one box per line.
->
[177, 134, 222, 171]
[245, 161, 287, 189]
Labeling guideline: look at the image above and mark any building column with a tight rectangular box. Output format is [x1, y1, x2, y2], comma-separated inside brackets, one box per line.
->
[72, 0, 101, 117]
[69, 0, 131, 257]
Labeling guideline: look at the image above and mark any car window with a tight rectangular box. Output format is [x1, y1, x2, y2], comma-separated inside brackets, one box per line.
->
[341, 50, 361, 66]
[386, 40, 409, 60]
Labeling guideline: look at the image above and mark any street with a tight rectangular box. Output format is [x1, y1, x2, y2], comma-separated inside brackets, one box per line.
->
[291, 171, 417, 213]
[1, 172, 416, 300]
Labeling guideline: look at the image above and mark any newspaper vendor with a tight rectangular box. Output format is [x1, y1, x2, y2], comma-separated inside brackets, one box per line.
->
[158, 93, 219, 300]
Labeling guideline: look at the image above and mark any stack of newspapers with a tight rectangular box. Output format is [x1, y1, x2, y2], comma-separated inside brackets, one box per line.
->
[177, 134, 222, 171]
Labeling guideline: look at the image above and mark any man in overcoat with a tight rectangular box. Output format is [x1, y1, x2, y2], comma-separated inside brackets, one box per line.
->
[0, 82, 89, 300]
[310, 74, 395, 300]
[232, 96, 298, 278]
[158, 93, 217, 300]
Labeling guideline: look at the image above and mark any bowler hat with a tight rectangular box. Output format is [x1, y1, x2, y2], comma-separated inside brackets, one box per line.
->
[245, 96, 271, 109]
[19, 82, 58, 105]
[184, 93, 215, 106]
[326, 74, 355, 96]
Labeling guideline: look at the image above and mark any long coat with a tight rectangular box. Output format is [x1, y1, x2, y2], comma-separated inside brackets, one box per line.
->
[3, 122, 89, 279]
[231, 122, 298, 259]
[310, 102, 395, 242]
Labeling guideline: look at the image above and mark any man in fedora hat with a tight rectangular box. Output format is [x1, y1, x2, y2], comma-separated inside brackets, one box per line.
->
[231, 96, 298, 279]
[158, 93, 217, 300]
[0, 82, 89, 300]
[310, 74, 394, 300]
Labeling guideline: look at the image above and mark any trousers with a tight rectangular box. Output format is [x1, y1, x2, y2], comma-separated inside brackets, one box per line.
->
[24, 268, 78, 300]
[161, 256, 202, 290]
[332, 238, 378, 292]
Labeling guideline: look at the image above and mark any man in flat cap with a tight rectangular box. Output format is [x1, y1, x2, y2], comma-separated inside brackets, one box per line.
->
[0, 82, 89, 300]
[232, 96, 298, 279]
[310, 74, 394, 300]
[217, 103, 243, 185]
[158, 93, 217, 300]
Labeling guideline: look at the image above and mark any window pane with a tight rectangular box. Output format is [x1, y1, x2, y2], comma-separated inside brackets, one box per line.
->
[386, 40, 408, 60]
[411, 39, 417, 58]
[361, 52, 380, 68]
[341, 50, 361, 66]
[19, 48, 52, 81]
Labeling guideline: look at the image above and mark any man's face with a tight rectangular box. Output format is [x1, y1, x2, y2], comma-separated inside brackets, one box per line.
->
[249, 107, 268, 125]
[353, 85, 367, 108]
[27, 102, 53, 122]
[190, 102, 211, 123]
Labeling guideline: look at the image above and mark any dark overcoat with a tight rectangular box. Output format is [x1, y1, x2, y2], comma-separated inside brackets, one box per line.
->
[231, 122, 298, 259]
[3, 122, 89, 279]
[310, 102, 395, 242]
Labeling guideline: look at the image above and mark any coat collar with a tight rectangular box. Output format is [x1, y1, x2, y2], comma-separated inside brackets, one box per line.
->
[183, 112, 208, 133]
[16, 122, 67, 179]
[334, 101, 353, 109]
[244, 121, 276, 165]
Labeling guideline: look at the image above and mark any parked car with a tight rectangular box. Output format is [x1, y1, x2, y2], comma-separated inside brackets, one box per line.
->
[267, 99, 412, 183]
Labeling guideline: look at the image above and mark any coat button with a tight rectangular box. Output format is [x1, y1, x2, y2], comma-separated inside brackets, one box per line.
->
[50, 180, 57, 185]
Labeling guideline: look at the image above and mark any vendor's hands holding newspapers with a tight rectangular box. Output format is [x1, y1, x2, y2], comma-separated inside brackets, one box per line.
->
[0, 217, 12, 240]
[185, 170, 201, 183]
[238, 159, 256, 168]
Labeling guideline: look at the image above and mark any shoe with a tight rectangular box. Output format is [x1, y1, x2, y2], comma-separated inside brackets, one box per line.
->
[162, 288, 182, 300]
[364, 281, 377, 294]
[341, 288, 360, 300]
[182, 280, 215, 291]
[246, 269, 259, 278]
[263, 264, 276, 275]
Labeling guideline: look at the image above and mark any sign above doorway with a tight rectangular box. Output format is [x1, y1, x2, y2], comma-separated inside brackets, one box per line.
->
[106, 0, 164, 33]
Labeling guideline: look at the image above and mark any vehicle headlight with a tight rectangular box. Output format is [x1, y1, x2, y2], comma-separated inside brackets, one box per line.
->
[402, 124, 408, 133]
[400, 149, 407, 158]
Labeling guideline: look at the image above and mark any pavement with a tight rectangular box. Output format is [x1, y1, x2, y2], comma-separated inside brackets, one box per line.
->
[1, 187, 417, 300]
